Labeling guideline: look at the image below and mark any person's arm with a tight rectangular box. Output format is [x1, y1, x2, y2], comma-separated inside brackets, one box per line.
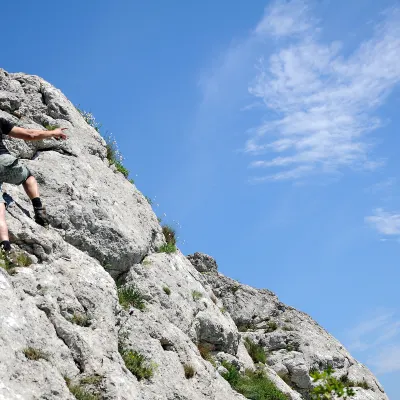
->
[8, 126, 67, 141]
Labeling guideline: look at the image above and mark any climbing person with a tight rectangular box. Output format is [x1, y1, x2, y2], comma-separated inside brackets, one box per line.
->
[0, 116, 67, 252]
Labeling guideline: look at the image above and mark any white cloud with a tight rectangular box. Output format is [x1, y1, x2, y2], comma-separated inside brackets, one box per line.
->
[246, 2, 400, 181]
[347, 310, 400, 374]
[368, 345, 400, 374]
[254, 0, 313, 38]
[365, 208, 400, 235]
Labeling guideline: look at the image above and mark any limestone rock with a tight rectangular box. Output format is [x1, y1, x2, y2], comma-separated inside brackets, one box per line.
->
[0, 68, 389, 400]
[187, 252, 218, 274]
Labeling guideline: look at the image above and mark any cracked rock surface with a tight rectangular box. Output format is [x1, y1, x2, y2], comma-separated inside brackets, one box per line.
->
[0, 69, 389, 400]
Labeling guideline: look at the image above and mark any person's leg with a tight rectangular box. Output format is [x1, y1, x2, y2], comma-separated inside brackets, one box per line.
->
[22, 175, 40, 200]
[22, 175, 48, 227]
[0, 203, 11, 251]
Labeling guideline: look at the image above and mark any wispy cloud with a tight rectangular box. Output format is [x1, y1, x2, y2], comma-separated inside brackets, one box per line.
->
[245, 1, 400, 181]
[347, 310, 400, 374]
[365, 208, 400, 235]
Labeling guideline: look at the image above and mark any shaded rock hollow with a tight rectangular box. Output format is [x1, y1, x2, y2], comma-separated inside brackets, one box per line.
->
[0, 69, 388, 400]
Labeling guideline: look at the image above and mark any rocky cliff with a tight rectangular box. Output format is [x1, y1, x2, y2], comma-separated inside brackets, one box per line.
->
[0, 69, 389, 400]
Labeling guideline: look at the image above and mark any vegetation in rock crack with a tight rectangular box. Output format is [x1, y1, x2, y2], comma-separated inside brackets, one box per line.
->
[158, 242, 177, 254]
[80, 375, 103, 386]
[142, 259, 152, 266]
[65, 377, 100, 400]
[265, 321, 278, 333]
[44, 124, 59, 131]
[70, 312, 91, 327]
[221, 362, 287, 400]
[14, 252, 33, 267]
[220, 306, 227, 314]
[145, 195, 152, 205]
[310, 366, 355, 399]
[0, 249, 15, 274]
[244, 337, 267, 364]
[118, 285, 146, 311]
[340, 375, 371, 390]
[23, 347, 48, 361]
[158, 225, 177, 253]
[163, 286, 171, 295]
[183, 364, 195, 379]
[76, 107, 131, 179]
[119, 348, 156, 380]
[197, 342, 215, 365]
[231, 284, 240, 294]
[237, 321, 255, 332]
[192, 290, 203, 301]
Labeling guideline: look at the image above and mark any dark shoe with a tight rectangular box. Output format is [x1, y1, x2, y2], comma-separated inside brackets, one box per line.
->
[34, 206, 49, 227]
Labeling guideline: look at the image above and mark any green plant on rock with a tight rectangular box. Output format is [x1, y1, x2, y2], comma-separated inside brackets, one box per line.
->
[183, 363, 195, 379]
[80, 375, 103, 386]
[163, 286, 171, 296]
[23, 347, 48, 361]
[65, 377, 100, 400]
[231, 284, 240, 294]
[310, 366, 355, 399]
[244, 337, 266, 364]
[15, 253, 33, 267]
[221, 363, 287, 400]
[340, 375, 371, 390]
[145, 196, 153, 205]
[265, 321, 278, 333]
[118, 285, 146, 311]
[70, 312, 91, 327]
[158, 243, 176, 254]
[119, 348, 156, 380]
[44, 124, 59, 131]
[192, 290, 203, 301]
[157, 224, 177, 253]
[0, 249, 15, 274]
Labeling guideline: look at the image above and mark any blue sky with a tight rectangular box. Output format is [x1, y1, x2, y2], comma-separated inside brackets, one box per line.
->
[2, 0, 399, 397]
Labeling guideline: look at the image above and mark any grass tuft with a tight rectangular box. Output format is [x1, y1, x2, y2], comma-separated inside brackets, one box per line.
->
[221, 363, 287, 400]
[80, 375, 103, 386]
[158, 243, 176, 254]
[183, 364, 195, 379]
[244, 337, 267, 364]
[23, 347, 48, 361]
[163, 286, 171, 296]
[120, 348, 156, 380]
[44, 124, 59, 131]
[192, 290, 203, 301]
[118, 285, 146, 311]
[70, 313, 91, 327]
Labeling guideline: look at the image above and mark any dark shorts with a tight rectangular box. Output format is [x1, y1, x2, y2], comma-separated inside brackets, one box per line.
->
[0, 154, 31, 204]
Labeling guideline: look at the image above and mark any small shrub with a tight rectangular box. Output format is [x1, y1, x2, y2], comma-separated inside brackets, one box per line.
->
[244, 337, 266, 364]
[286, 344, 294, 352]
[311, 366, 355, 399]
[163, 286, 171, 296]
[23, 347, 48, 361]
[70, 313, 91, 327]
[162, 225, 176, 246]
[145, 196, 153, 205]
[44, 124, 59, 131]
[221, 361, 241, 386]
[183, 364, 195, 379]
[284, 318, 291, 323]
[118, 285, 146, 311]
[76, 106, 102, 132]
[237, 322, 255, 332]
[67, 380, 99, 400]
[265, 321, 278, 333]
[192, 290, 203, 301]
[80, 375, 103, 386]
[0, 250, 15, 274]
[231, 284, 240, 294]
[158, 243, 176, 254]
[129, 178, 135, 184]
[340, 375, 371, 390]
[221, 364, 287, 400]
[198, 343, 215, 364]
[120, 349, 156, 380]
[15, 253, 33, 267]
[220, 307, 227, 314]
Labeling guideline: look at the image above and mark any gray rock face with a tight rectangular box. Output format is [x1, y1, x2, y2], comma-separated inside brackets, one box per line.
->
[187, 252, 218, 273]
[0, 68, 388, 400]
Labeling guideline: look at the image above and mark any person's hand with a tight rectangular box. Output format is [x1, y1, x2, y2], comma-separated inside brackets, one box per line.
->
[52, 128, 68, 140]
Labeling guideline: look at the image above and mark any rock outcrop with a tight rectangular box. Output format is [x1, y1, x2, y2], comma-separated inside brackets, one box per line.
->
[0, 68, 389, 400]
